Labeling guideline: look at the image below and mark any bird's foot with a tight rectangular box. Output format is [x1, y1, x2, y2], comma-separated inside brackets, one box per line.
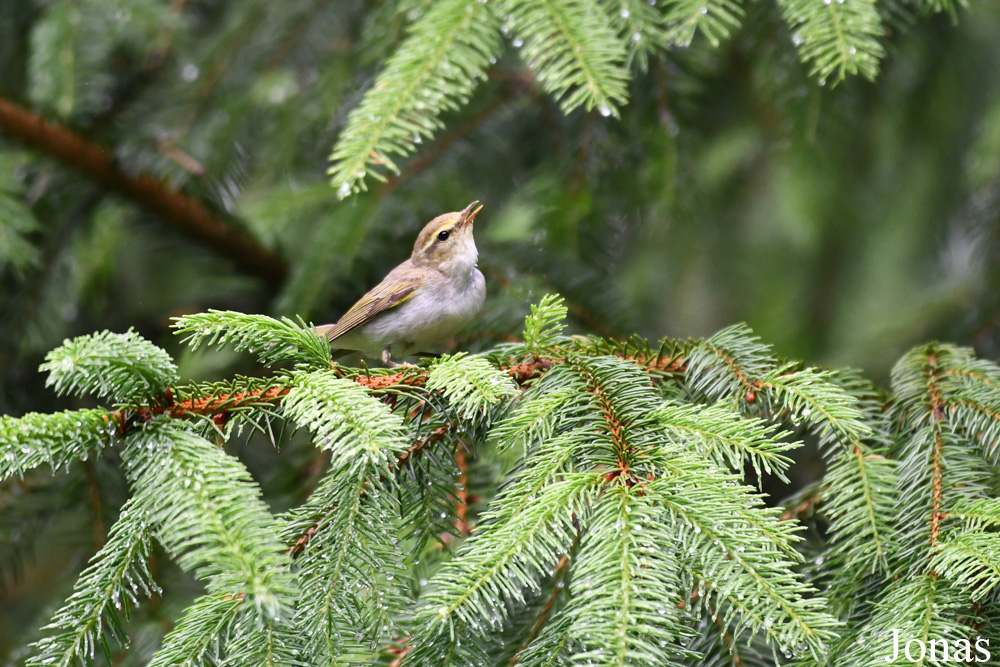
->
[381, 348, 416, 368]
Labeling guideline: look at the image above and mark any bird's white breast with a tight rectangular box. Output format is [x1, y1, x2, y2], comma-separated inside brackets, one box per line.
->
[340, 268, 485, 358]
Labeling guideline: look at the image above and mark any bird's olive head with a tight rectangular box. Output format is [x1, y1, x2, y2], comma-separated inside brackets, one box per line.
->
[411, 201, 483, 275]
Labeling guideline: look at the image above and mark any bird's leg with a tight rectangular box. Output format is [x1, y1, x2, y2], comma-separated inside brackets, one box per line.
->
[382, 347, 415, 368]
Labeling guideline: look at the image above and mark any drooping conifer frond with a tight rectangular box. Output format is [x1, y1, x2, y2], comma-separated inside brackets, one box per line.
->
[27, 497, 157, 667]
[327, 0, 502, 195]
[776, 0, 885, 83]
[322, 0, 956, 191]
[659, 0, 746, 47]
[282, 456, 405, 662]
[598, 0, 670, 69]
[496, 0, 630, 116]
[122, 422, 296, 616]
[832, 343, 1000, 665]
[147, 593, 245, 667]
[0, 408, 116, 480]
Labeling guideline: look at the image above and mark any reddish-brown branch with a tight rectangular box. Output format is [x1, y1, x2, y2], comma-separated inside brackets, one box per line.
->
[592, 384, 630, 477]
[942, 368, 995, 386]
[705, 343, 752, 390]
[575, 362, 635, 485]
[709, 597, 743, 667]
[454, 446, 470, 537]
[387, 644, 413, 667]
[780, 491, 824, 522]
[110, 351, 679, 558]
[506, 357, 554, 384]
[0, 97, 287, 283]
[927, 353, 945, 550]
[621, 353, 686, 375]
[168, 385, 290, 418]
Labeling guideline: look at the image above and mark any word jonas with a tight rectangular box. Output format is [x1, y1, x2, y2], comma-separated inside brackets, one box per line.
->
[885, 630, 990, 663]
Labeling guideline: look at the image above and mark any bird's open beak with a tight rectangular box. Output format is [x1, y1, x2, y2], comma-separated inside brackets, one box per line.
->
[459, 200, 483, 229]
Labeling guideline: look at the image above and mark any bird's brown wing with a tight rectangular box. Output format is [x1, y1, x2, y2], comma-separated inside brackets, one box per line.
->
[319, 267, 424, 343]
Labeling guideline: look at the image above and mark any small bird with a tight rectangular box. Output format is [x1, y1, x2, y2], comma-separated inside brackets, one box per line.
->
[316, 201, 486, 366]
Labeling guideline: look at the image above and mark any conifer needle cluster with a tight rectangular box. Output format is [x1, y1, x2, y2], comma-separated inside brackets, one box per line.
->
[3, 295, 999, 666]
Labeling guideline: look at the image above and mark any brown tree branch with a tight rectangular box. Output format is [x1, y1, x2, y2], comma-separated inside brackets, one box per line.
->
[926, 351, 945, 550]
[0, 97, 288, 284]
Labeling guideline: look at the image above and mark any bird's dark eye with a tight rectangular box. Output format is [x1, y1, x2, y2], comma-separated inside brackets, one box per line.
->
[437, 230, 450, 242]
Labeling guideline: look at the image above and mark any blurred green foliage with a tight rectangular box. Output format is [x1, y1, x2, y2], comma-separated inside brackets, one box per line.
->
[2, 0, 1000, 660]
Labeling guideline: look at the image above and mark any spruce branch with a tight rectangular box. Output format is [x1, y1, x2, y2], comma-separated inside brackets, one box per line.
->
[836, 575, 968, 667]
[684, 323, 776, 402]
[598, 0, 670, 69]
[282, 368, 409, 470]
[659, 0, 745, 47]
[522, 293, 570, 355]
[426, 353, 519, 417]
[548, 485, 684, 666]
[0, 160, 42, 276]
[776, 0, 884, 84]
[0, 408, 116, 481]
[27, 497, 157, 667]
[328, 0, 502, 194]
[0, 96, 288, 283]
[510, 517, 581, 665]
[653, 463, 838, 658]
[40, 329, 178, 402]
[21, 296, 1000, 666]
[821, 444, 896, 573]
[496, 0, 630, 116]
[281, 455, 405, 660]
[172, 310, 331, 369]
[147, 593, 245, 667]
[932, 532, 1000, 599]
[655, 401, 798, 482]
[756, 366, 872, 451]
[122, 422, 296, 617]
[944, 498, 1000, 530]
[222, 613, 308, 667]
[420, 473, 601, 633]
[380, 74, 533, 195]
